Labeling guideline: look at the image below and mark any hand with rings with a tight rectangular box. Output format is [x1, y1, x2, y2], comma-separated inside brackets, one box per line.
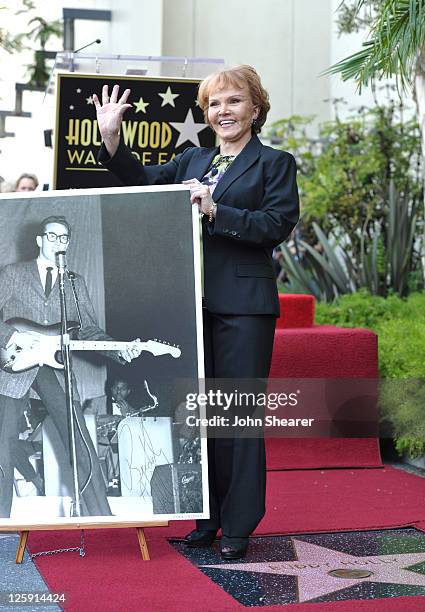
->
[93, 84, 132, 155]
[182, 178, 215, 216]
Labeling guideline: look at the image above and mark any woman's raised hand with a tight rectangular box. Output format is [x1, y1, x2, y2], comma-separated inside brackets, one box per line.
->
[93, 84, 132, 157]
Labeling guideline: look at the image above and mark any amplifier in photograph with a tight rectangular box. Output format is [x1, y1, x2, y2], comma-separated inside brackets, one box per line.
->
[151, 463, 202, 514]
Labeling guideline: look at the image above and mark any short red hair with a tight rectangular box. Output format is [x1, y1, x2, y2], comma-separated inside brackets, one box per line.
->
[198, 65, 270, 133]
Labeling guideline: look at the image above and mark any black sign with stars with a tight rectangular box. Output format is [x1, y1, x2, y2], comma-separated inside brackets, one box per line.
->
[53, 72, 216, 189]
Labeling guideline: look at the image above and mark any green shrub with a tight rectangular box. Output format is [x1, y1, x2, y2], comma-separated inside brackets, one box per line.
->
[270, 103, 423, 300]
[395, 437, 425, 459]
[269, 104, 423, 249]
[377, 319, 425, 377]
[315, 290, 398, 328]
[380, 378, 425, 458]
[315, 290, 425, 329]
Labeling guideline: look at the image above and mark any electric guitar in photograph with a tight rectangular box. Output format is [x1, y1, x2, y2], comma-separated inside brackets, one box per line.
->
[0, 318, 181, 373]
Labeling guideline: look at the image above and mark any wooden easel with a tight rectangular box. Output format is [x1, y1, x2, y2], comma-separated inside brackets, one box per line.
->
[6, 521, 169, 563]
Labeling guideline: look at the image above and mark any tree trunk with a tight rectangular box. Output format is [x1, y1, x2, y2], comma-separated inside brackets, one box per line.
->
[413, 46, 425, 279]
[414, 50, 425, 162]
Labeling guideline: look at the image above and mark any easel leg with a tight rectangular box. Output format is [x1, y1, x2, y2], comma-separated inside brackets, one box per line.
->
[136, 528, 150, 560]
[16, 531, 29, 564]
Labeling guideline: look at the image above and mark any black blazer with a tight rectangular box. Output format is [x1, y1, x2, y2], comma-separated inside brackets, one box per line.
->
[99, 135, 299, 316]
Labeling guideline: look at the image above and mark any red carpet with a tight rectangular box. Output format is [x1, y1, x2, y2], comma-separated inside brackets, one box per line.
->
[28, 466, 425, 611]
[270, 326, 378, 379]
[266, 438, 382, 470]
[276, 294, 315, 328]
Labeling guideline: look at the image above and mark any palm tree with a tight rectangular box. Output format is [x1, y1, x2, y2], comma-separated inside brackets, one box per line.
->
[328, 0, 425, 174]
[26, 17, 62, 87]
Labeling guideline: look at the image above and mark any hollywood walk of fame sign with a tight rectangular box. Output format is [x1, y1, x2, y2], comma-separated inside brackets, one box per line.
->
[53, 73, 215, 189]
[172, 529, 425, 606]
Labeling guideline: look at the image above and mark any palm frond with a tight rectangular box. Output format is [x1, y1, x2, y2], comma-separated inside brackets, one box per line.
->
[326, 0, 425, 91]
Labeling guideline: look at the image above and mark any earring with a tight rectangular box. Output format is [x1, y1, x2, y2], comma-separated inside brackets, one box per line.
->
[251, 118, 258, 131]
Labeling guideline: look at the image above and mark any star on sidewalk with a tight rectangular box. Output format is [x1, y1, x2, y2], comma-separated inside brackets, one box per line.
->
[203, 538, 425, 603]
[169, 109, 208, 148]
[158, 86, 179, 107]
[133, 96, 150, 114]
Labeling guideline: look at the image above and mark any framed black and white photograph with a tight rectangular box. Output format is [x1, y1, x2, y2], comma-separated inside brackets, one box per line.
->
[0, 185, 207, 528]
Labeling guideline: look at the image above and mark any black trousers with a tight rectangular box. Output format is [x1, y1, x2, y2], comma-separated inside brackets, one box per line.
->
[0, 366, 111, 518]
[196, 310, 276, 538]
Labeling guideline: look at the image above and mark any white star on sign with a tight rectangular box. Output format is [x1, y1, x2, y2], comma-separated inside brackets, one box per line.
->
[203, 538, 425, 603]
[133, 97, 149, 114]
[86, 96, 94, 105]
[76, 88, 82, 94]
[170, 109, 208, 148]
[158, 86, 180, 107]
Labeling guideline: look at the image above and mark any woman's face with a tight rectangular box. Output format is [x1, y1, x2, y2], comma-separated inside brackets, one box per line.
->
[207, 84, 259, 147]
[16, 177, 37, 192]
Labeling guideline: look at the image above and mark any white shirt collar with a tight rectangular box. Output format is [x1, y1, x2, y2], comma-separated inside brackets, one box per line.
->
[37, 257, 58, 291]
[37, 256, 56, 270]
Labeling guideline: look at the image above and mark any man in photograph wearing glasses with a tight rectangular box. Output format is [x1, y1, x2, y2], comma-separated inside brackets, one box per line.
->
[0, 215, 142, 518]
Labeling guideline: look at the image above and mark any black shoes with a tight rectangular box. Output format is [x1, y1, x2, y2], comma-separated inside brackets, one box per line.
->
[184, 529, 217, 547]
[220, 536, 249, 560]
[184, 530, 249, 559]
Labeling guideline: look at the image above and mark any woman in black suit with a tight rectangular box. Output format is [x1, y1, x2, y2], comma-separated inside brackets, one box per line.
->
[94, 65, 299, 559]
